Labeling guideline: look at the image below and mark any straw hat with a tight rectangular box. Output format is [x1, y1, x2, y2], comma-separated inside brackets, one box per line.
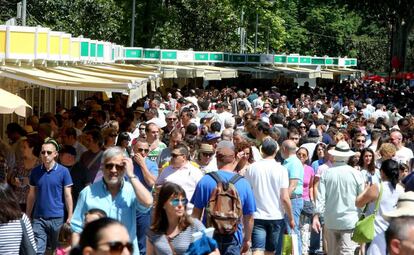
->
[383, 192, 414, 220]
[199, 143, 214, 153]
[328, 141, 355, 158]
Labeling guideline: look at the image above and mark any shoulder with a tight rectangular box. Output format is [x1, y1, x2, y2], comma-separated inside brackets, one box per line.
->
[191, 218, 206, 231]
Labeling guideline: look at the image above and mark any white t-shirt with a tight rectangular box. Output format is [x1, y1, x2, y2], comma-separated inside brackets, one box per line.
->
[394, 146, 414, 165]
[245, 158, 289, 220]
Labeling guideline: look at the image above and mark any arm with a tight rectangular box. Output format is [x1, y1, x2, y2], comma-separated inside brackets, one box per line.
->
[26, 185, 36, 219]
[288, 179, 299, 196]
[124, 157, 153, 207]
[146, 238, 155, 255]
[313, 176, 320, 202]
[309, 175, 314, 202]
[355, 183, 379, 208]
[281, 188, 295, 229]
[191, 207, 203, 220]
[64, 186, 73, 223]
[241, 214, 253, 254]
[71, 233, 80, 246]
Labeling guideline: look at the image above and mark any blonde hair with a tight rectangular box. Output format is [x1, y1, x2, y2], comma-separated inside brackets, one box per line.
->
[378, 143, 397, 159]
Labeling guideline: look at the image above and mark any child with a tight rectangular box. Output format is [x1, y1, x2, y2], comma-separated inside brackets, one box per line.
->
[55, 223, 72, 255]
[84, 208, 107, 226]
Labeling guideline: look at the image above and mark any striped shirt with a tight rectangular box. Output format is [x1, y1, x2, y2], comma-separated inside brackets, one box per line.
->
[0, 213, 37, 254]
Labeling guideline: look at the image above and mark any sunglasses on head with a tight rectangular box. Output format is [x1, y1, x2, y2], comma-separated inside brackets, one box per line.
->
[41, 150, 54, 155]
[105, 163, 124, 171]
[98, 241, 133, 254]
[169, 198, 189, 207]
[136, 148, 149, 153]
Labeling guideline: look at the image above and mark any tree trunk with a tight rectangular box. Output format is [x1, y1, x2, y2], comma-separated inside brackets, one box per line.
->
[391, 17, 414, 71]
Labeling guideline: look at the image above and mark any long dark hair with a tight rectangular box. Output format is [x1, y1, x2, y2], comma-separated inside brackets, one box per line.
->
[0, 183, 22, 223]
[358, 148, 376, 173]
[311, 143, 326, 163]
[79, 217, 123, 250]
[380, 159, 399, 189]
[151, 182, 192, 234]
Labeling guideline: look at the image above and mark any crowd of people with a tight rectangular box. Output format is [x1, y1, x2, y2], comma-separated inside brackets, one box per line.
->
[0, 79, 414, 255]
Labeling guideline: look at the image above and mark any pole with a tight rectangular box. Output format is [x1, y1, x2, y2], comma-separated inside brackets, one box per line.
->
[240, 8, 244, 54]
[130, 0, 136, 47]
[22, 0, 26, 26]
[266, 26, 270, 54]
[254, 12, 258, 53]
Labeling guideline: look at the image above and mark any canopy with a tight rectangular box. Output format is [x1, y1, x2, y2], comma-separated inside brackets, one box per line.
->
[0, 88, 31, 117]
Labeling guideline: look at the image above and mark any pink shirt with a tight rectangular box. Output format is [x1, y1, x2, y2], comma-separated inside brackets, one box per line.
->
[302, 165, 314, 200]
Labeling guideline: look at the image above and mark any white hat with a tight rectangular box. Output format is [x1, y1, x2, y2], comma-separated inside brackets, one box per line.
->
[328, 141, 355, 158]
[383, 192, 414, 220]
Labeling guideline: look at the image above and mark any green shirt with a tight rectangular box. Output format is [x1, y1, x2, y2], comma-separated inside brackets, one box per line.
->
[148, 142, 167, 162]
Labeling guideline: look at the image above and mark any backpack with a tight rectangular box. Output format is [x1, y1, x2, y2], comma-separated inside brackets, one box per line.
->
[206, 172, 243, 235]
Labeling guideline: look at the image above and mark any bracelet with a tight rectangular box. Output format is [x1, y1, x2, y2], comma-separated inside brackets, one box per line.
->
[128, 175, 137, 179]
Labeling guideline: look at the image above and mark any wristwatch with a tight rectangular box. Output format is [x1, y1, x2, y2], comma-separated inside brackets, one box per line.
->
[128, 175, 138, 179]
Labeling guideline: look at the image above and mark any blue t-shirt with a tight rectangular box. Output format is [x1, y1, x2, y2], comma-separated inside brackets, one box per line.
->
[190, 170, 256, 245]
[133, 158, 158, 191]
[283, 156, 304, 195]
[29, 162, 73, 218]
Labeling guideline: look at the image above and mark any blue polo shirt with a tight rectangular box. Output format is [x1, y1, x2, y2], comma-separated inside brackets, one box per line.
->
[29, 162, 73, 218]
[191, 170, 256, 245]
[283, 155, 304, 196]
[71, 180, 150, 255]
[133, 158, 158, 191]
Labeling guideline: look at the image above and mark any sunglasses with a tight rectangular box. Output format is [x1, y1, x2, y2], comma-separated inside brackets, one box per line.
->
[167, 118, 177, 121]
[356, 139, 366, 143]
[105, 163, 124, 171]
[171, 153, 184, 158]
[41, 150, 54, 155]
[98, 241, 133, 254]
[169, 198, 189, 207]
[201, 152, 214, 157]
[136, 148, 149, 153]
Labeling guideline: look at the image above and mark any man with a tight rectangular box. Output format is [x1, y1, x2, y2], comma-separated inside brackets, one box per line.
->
[61, 127, 87, 161]
[384, 192, 414, 255]
[216, 102, 234, 132]
[157, 129, 183, 169]
[71, 146, 153, 255]
[161, 112, 178, 145]
[155, 143, 203, 214]
[245, 138, 295, 255]
[146, 123, 167, 162]
[280, 139, 304, 255]
[390, 130, 414, 165]
[269, 113, 288, 144]
[79, 129, 103, 183]
[132, 139, 158, 255]
[191, 141, 256, 254]
[288, 129, 301, 146]
[352, 132, 367, 152]
[312, 141, 364, 255]
[26, 138, 73, 255]
[260, 102, 272, 124]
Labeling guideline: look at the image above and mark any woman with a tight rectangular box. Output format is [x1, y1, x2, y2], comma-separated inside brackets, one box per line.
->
[8, 134, 41, 211]
[355, 159, 402, 255]
[235, 140, 254, 176]
[147, 182, 218, 255]
[102, 128, 118, 150]
[116, 132, 132, 157]
[297, 147, 315, 253]
[70, 217, 133, 255]
[375, 143, 396, 169]
[311, 143, 326, 174]
[0, 183, 37, 253]
[359, 148, 380, 185]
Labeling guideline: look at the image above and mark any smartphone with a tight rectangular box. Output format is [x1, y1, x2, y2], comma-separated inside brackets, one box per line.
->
[191, 227, 215, 242]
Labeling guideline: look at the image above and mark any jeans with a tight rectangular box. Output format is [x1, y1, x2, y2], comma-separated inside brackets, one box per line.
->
[32, 217, 64, 255]
[136, 209, 152, 255]
[285, 198, 303, 255]
[213, 234, 240, 255]
[251, 219, 285, 254]
[309, 216, 324, 254]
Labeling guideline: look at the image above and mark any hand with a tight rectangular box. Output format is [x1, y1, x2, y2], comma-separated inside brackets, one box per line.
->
[236, 151, 245, 161]
[241, 239, 251, 254]
[289, 218, 295, 230]
[312, 215, 321, 233]
[66, 216, 72, 224]
[133, 153, 146, 167]
[122, 157, 134, 178]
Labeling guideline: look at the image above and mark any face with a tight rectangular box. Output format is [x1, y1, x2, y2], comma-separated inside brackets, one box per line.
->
[40, 144, 58, 165]
[316, 145, 325, 159]
[170, 149, 186, 168]
[85, 134, 96, 150]
[363, 151, 373, 166]
[20, 140, 33, 158]
[296, 148, 308, 164]
[390, 133, 402, 146]
[233, 134, 244, 146]
[164, 194, 187, 219]
[88, 224, 132, 255]
[389, 225, 414, 255]
[146, 125, 159, 141]
[199, 151, 214, 165]
[289, 134, 300, 145]
[263, 104, 271, 113]
[400, 167, 409, 180]
[169, 135, 182, 149]
[133, 142, 149, 157]
[241, 148, 250, 160]
[103, 155, 125, 186]
[166, 115, 178, 127]
[354, 136, 366, 149]
[139, 125, 146, 136]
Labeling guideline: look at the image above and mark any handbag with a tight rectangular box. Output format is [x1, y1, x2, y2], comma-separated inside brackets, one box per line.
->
[19, 218, 36, 255]
[282, 234, 299, 255]
[351, 182, 383, 243]
[185, 231, 218, 255]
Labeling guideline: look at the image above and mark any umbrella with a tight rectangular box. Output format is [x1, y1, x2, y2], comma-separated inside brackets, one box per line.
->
[0, 88, 32, 117]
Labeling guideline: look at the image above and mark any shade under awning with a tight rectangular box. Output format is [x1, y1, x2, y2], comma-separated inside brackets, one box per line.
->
[193, 65, 238, 79]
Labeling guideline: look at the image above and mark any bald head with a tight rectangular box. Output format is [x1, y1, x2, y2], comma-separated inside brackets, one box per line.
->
[281, 139, 297, 158]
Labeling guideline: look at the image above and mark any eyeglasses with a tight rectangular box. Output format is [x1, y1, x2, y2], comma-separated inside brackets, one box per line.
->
[201, 152, 214, 157]
[171, 153, 184, 158]
[139, 127, 146, 131]
[105, 163, 124, 171]
[167, 118, 177, 121]
[299, 126, 306, 129]
[356, 139, 366, 143]
[41, 150, 54, 155]
[136, 148, 149, 153]
[169, 198, 188, 207]
[98, 241, 133, 254]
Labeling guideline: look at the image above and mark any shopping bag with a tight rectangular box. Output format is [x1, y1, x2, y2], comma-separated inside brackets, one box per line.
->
[282, 234, 299, 255]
